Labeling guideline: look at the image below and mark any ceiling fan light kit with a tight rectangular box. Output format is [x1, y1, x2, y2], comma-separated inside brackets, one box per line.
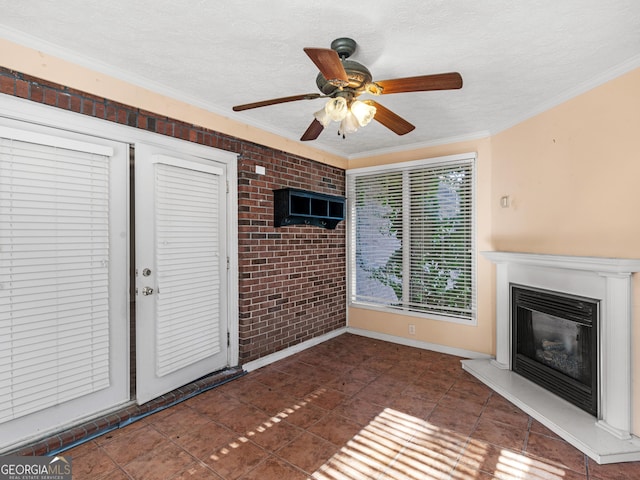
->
[232, 37, 463, 141]
[313, 97, 376, 138]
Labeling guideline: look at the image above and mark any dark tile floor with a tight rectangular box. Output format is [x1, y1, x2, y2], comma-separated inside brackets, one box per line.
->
[65, 333, 640, 479]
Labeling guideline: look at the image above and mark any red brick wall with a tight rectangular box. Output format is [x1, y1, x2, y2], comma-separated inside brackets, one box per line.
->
[237, 146, 345, 363]
[0, 67, 346, 365]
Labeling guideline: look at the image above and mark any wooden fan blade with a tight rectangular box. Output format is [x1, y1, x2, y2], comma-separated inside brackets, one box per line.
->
[233, 93, 321, 111]
[303, 48, 349, 84]
[300, 119, 324, 141]
[365, 100, 415, 136]
[376, 72, 463, 95]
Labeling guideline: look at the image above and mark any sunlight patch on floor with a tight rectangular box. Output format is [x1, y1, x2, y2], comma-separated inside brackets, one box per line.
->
[312, 408, 572, 480]
[312, 408, 467, 479]
[208, 387, 329, 463]
[201, 386, 573, 479]
[497, 449, 569, 479]
[453, 436, 571, 480]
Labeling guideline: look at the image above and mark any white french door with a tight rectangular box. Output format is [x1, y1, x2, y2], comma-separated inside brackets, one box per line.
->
[135, 143, 229, 404]
[0, 94, 238, 453]
[0, 122, 129, 452]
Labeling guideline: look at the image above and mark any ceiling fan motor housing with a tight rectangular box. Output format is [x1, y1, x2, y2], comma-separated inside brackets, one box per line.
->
[315, 59, 373, 96]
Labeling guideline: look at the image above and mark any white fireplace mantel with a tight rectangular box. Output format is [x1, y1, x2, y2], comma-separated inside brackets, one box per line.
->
[462, 251, 640, 464]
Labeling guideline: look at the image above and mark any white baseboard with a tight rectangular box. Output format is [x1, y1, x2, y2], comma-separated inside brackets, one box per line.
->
[242, 326, 491, 373]
[346, 327, 492, 360]
[242, 327, 347, 372]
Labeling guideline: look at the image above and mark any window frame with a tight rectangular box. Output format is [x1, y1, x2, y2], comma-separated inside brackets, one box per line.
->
[346, 152, 477, 325]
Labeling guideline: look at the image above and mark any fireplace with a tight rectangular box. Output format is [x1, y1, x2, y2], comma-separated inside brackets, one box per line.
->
[511, 285, 598, 416]
[462, 252, 640, 464]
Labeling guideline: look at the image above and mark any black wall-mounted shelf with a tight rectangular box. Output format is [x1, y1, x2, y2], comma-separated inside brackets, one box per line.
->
[274, 188, 345, 230]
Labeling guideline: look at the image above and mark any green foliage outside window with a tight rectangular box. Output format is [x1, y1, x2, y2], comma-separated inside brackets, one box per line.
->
[354, 163, 473, 319]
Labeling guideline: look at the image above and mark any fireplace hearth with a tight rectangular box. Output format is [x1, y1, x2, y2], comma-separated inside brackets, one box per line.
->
[511, 285, 598, 416]
[462, 251, 640, 464]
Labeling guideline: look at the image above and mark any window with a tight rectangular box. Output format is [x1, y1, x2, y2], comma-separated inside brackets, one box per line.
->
[347, 153, 476, 323]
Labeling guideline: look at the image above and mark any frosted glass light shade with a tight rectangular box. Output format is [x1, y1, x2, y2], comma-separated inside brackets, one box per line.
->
[313, 107, 331, 127]
[314, 97, 349, 126]
[350, 100, 376, 126]
[325, 97, 348, 121]
[338, 111, 360, 136]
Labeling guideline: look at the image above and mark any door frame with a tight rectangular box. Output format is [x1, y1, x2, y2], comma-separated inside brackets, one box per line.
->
[0, 118, 130, 452]
[134, 144, 232, 403]
[130, 145, 239, 375]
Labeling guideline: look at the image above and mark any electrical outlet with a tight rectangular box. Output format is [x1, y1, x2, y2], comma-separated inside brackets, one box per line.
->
[408, 324, 416, 335]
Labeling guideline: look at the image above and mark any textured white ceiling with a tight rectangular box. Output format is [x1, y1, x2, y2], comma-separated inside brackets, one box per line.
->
[1, 1, 639, 159]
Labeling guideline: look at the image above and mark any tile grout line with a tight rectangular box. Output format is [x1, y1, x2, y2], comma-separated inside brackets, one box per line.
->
[523, 416, 533, 453]
[444, 389, 494, 478]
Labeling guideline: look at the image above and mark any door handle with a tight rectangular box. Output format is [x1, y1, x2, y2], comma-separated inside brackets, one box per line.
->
[142, 286, 154, 296]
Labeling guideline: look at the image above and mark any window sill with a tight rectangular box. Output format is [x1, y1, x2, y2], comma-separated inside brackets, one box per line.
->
[348, 301, 477, 326]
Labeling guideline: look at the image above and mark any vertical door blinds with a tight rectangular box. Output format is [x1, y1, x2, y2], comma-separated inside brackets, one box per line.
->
[0, 131, 113, 422]
[154, 163, 221, 377]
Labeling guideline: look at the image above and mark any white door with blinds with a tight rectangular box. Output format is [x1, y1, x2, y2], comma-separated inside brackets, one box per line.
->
[135, 143, 228, 404]
[0, 124, 129, 451]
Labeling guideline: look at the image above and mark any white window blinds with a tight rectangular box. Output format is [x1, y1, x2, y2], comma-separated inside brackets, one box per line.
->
[154, 163, 221, 377]
[348, 155, 475, 322]
[0, 132, 113, 423]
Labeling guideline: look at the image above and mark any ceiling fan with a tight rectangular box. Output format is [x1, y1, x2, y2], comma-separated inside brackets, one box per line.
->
[232, 38, 463, 141]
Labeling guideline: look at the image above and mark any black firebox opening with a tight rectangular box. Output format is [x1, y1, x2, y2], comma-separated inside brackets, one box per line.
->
[511, 285, 599, 416]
